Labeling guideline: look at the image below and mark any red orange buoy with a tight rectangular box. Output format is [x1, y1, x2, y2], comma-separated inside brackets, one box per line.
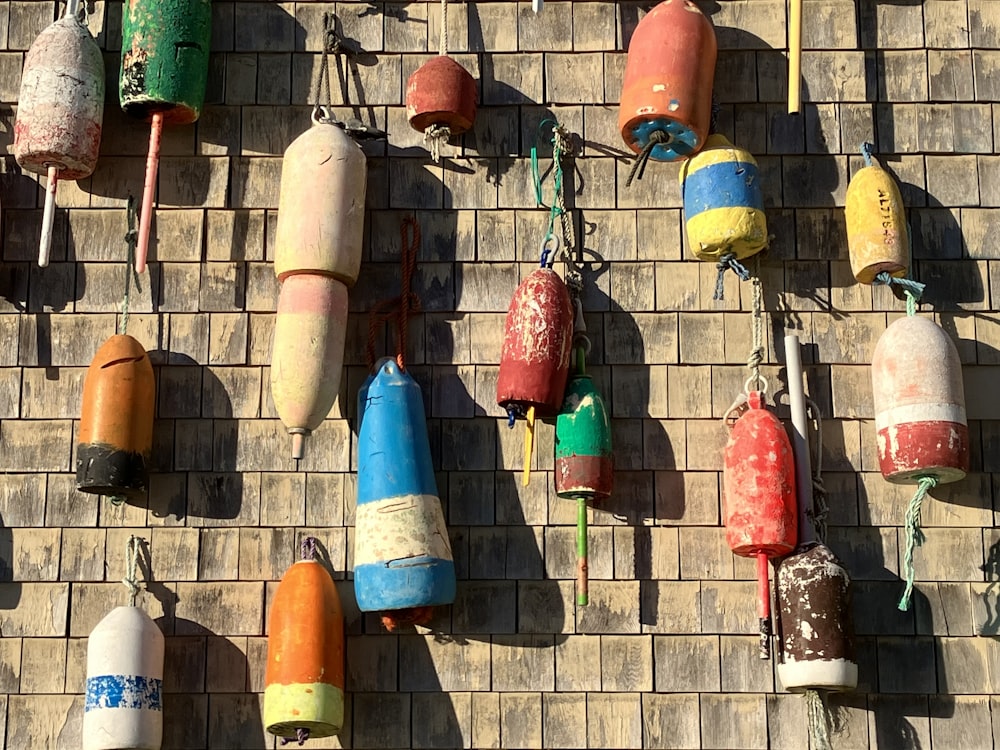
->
[406, 56, 477, 136]
[723, 390, 798, 659]
[264, 539, 345, 744]
[77, 335, 156, 498]
[618, 0, 717, 168]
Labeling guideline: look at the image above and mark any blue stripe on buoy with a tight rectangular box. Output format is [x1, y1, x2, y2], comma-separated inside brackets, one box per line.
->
[354, 558, 457, 612]
[682, 160, 763, 217]
[85, 674, 163, 712]
[357, 361, 438, 504]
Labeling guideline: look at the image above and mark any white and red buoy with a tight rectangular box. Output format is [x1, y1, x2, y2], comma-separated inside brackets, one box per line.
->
[14, 2, 104, 267]
[270, 118, 367, 459]
[872, 315, 968, 485]
[872, 314, 969, 610]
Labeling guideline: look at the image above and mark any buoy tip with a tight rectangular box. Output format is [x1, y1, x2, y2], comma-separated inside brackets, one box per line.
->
[290, 431, 306, 460]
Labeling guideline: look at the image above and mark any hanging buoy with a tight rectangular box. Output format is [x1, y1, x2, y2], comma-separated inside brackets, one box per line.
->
[555, 347, 613, 606]
[84, 537, 164, 750]
[265, 538, 345, 745]
[120, 0, 212, 273]
[406, 0, 477, 162]
[872, 315, 968, 485]
[776, 543, 858, 691]
[723, 390, 798, 659]
[873, 314, 968, 611]
[355, 358, 455, 630]
[270, 274, 349, 460]
[679, 134, 767, 263]
[775, 334, 857, 694]
[618, 0, 717, 177]
[14, 3, 104, 268]
[845, 144, 909, 284]
[77, 335, 156, 498]
[273, 120, 367, 285]
[496, 268, 574, 421]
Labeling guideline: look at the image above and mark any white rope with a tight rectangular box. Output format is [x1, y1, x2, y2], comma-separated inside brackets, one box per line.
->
[424, 124, 450, 162]
[746, 254, 765, 394]
[439, 0, 448, 56]
[122, 535, 141, 606]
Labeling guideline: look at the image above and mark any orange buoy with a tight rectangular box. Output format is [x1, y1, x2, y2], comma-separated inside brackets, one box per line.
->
[270, 274, 349, 460]
[723, 390, 798, 659]
[618, 0, 717, 179]
[77, 335, 156, 498]
[273, 120, 367, 285]
[264, 538, 345, 745]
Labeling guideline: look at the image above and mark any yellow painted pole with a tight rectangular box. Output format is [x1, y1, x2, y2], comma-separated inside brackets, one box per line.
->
[788, 0, 802, 114]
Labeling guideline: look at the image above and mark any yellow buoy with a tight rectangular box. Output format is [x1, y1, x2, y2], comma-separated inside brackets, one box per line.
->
[845, 143, 909, 285]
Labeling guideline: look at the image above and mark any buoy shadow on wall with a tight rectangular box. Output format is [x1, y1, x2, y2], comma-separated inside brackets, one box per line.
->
[144, 350, 245, 524]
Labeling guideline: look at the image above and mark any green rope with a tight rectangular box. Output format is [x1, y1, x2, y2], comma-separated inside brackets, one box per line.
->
[806, 690, 833, 750]
[905, 289, 918, 317]
[530, 119, 570, 259]
[898, 475, 937, 611]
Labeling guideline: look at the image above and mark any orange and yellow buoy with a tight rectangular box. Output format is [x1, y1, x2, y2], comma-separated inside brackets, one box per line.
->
[264, 538, 345, 745]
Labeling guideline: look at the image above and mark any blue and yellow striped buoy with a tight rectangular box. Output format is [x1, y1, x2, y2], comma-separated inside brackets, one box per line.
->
[355, 358, 455, 630]
[679, 134, 768, 263]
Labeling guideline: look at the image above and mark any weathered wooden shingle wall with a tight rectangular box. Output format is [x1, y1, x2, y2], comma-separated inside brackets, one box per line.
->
[0, 0, 999, 747]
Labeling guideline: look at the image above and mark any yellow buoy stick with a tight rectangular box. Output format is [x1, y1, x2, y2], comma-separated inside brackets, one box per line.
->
[522, 406, 535, 486]
[788, 0, 802, 114]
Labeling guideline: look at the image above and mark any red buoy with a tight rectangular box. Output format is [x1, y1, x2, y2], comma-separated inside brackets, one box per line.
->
[406, 56, 477, 137]
[872, 315, 968, 484]
[618, 0, 717, 164]
[496, 268, 574, 421]
[723, 390, 798, 659]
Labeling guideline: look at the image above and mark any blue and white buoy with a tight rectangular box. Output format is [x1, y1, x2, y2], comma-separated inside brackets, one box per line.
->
[354, 358, 455, 627]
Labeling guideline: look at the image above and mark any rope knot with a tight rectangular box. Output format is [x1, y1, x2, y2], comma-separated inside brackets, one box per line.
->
[279, 727, 311, 746]
[423, 124, 451, 162]
[625, 129, 671, 187]
[713, 252, 751, 300]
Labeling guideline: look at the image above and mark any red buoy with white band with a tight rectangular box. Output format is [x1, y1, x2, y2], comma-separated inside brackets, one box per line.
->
[723, 390, 798, 659]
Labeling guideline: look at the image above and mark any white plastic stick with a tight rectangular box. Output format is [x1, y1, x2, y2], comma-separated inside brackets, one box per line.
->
[39, 166, 59, 267]
[533, 0, 543, 13]
[785, 334, 815, 544]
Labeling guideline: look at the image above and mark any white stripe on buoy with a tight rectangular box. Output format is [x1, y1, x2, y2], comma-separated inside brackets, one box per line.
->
[874, 402, 966, 432]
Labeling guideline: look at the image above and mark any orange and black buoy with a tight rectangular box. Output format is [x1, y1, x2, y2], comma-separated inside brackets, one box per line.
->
[497, 249, 575, 485]
[265, 537, 345, 745]
[723, 390, 798, 659]
[77, 335, 156, 498]
[618, 0, 717, 183]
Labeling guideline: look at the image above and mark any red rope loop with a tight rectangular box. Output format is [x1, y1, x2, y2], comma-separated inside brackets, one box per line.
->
[365, 216, 422, 373]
